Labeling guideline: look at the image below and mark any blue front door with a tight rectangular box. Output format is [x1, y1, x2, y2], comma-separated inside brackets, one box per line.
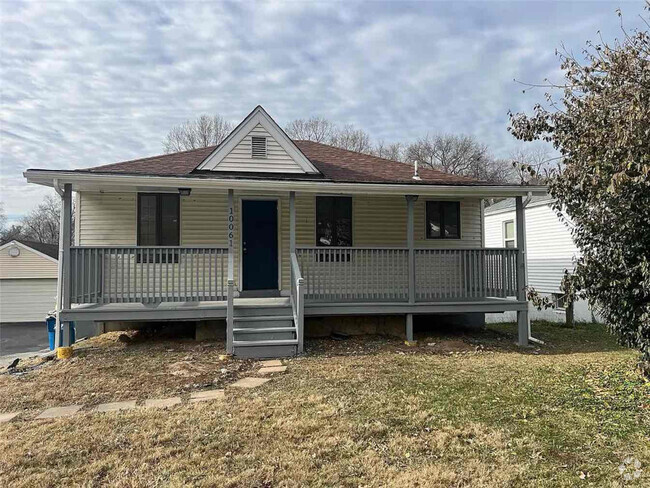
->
[242, 200, 278, 291]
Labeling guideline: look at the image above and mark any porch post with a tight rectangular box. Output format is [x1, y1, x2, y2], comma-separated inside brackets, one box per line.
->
[405, 195, 418, 343]
[226, 189, 235, 354]
[289, 191, 296, 254]
[515, 196, 529, 347]
[60, 183, 73, 348]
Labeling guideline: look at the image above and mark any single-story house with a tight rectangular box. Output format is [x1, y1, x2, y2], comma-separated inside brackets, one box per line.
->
[484, 195, 602, 324]
[24, 106, 546, 358]
[0, 239, 58, 324]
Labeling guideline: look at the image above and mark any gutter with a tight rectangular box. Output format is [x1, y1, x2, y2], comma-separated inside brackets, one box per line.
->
[523, 190, 545, 345]
[25, 170, 548, 198]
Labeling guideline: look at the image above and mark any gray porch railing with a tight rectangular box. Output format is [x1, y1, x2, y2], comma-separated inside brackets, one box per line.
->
[290, 253, 305, 353]
[295, 247, 518, 303]
[414, 248, 518, 301]
[69, 246, 228, 304]
[296, 247, 410, 302]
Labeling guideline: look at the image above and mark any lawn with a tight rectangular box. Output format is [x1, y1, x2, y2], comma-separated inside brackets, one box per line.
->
[0, 322, 648, 487]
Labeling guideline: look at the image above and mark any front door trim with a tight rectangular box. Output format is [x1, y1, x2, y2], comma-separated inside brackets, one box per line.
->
[238, 196, 281, 292]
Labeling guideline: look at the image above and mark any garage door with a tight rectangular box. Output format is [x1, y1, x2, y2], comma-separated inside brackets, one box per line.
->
[0, 279, 58, 323]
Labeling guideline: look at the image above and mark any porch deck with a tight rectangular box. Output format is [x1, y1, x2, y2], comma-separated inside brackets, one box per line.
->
[61, 296, 526, 323]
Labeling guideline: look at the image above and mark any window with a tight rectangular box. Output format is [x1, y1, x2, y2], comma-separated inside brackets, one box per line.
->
[316, 196, 352, 247]
[503, 220, 516, 248]
[138, 193, 180, 262]
[553, 293, 567, 311]
[426, 201, 460, 239]
[251, 136, 267, 158]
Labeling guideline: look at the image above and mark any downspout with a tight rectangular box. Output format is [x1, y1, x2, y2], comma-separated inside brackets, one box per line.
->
[522, 191, 544, 345]
[53, 179, 65, 351]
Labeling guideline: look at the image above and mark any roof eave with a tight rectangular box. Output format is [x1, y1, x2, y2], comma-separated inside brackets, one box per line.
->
[24, 170, 548, 197]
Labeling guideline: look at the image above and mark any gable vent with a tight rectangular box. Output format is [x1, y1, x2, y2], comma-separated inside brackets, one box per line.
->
[251, 136, 267, 158]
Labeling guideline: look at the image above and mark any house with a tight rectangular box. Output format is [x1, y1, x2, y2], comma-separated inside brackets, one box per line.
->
[484, 195, 602, 323]
[24, 106, 547, 358]
[0, 239, 58, 324]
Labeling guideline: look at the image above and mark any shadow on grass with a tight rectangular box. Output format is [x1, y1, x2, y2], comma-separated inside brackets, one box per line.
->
[415, 319, 627, 355]
[305, 320, 628, 358]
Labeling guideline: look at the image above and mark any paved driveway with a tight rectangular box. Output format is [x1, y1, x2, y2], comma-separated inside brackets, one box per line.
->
[0, 322, 50, 356]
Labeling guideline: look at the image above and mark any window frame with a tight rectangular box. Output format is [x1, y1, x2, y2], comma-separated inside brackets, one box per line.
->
[425, 200, 461, 240]
[315, 195, 353, 248]
[503, 219, 516, 248]
[137, 193, 180, 247]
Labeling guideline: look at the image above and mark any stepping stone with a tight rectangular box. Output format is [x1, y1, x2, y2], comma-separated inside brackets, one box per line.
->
[143, 397, 181, 409]
[36, 405, 83, 419]
[260, 359, 282, 367]
[231, 377, 271, 389]
[93, 400, 137, 413]
[190, 390, 225, 403]
[258, 366, 287, 375]
[0, 412, 19, 423]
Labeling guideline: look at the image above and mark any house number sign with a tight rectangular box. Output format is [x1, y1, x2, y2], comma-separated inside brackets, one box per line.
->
[228, 205, 234, 250]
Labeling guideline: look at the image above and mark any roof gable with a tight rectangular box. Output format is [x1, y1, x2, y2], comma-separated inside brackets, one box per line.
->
[197, 106, 320, 174]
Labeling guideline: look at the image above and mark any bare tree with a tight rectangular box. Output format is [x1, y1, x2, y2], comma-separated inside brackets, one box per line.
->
[284, 117, 335, 142]
[163, 114, 234, 153]
[329, 124, 373, 153]
[372, 141, 405, 161]
[19, 195, 61, 244]
[508, 147, 556, 184]
[404, 134, 512, 183]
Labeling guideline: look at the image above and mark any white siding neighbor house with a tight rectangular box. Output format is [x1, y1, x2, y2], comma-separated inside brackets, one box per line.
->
[24, 106, 547, 358]
[0, 240, 58, 324]
[484, 196, 602, 323]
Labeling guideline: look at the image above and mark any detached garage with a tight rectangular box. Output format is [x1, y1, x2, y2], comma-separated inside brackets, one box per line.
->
[0, 240, 58, 324]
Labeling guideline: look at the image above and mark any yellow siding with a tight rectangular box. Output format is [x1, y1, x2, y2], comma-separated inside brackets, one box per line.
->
[76, 190, 483, 293]
[78, 192, 136, 245]
[414, 198, 482, 248]
[0, 245, 58, 279]
[217, 124, 305, 173]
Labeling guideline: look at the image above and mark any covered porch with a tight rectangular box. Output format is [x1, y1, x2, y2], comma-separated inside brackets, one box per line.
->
[54, 183, 534, 355]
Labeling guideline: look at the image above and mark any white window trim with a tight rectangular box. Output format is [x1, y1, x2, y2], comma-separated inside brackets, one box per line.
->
[503, 219, 515, 248]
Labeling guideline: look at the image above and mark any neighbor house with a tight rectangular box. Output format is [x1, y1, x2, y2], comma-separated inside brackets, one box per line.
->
[0, 239, 58, 324]
[484, 195, 602, 324]
[24, 106, 546, 358]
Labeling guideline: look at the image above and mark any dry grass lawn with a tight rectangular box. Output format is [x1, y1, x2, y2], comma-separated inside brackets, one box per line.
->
[0, 322, 648, 487]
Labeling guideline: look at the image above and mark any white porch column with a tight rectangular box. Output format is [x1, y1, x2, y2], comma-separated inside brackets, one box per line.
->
[515, 196, 529, 347]
[226, 189, 235, 354]
[289, 191, 296, 254]
[405, 195, 418, 343]
[60, 183, 73, 348]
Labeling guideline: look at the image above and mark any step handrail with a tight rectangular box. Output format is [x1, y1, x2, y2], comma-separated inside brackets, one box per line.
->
[290, 252, 304, 354]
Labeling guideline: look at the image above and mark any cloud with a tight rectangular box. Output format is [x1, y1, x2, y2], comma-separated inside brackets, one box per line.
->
[1, 0, 647, 218]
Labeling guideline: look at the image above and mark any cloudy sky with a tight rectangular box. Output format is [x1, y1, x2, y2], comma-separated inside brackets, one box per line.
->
[1, 0, 647, 222]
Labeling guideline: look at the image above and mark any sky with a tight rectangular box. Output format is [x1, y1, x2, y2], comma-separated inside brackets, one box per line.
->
[1, 0, 647, 223]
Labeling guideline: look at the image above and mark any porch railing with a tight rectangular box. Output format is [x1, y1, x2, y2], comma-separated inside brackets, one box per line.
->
[296, 247, 410, 302]
[290, 253, 305, 353]
[414, 248, 518, 301]
[295, 247, 518, 303]
[69, 246, 229, 304]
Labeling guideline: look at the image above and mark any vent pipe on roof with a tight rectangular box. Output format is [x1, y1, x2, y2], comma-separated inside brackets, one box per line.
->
[412, 161, 421, 180]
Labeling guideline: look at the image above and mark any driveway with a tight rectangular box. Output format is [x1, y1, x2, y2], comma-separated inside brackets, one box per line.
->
[0, 322, 50, 356]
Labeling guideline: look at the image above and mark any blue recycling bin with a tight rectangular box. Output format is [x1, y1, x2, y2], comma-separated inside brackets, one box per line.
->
[46, 316, 75, 350]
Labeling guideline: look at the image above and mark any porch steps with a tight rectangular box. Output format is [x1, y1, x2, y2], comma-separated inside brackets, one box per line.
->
[232, 300, 298, 358]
